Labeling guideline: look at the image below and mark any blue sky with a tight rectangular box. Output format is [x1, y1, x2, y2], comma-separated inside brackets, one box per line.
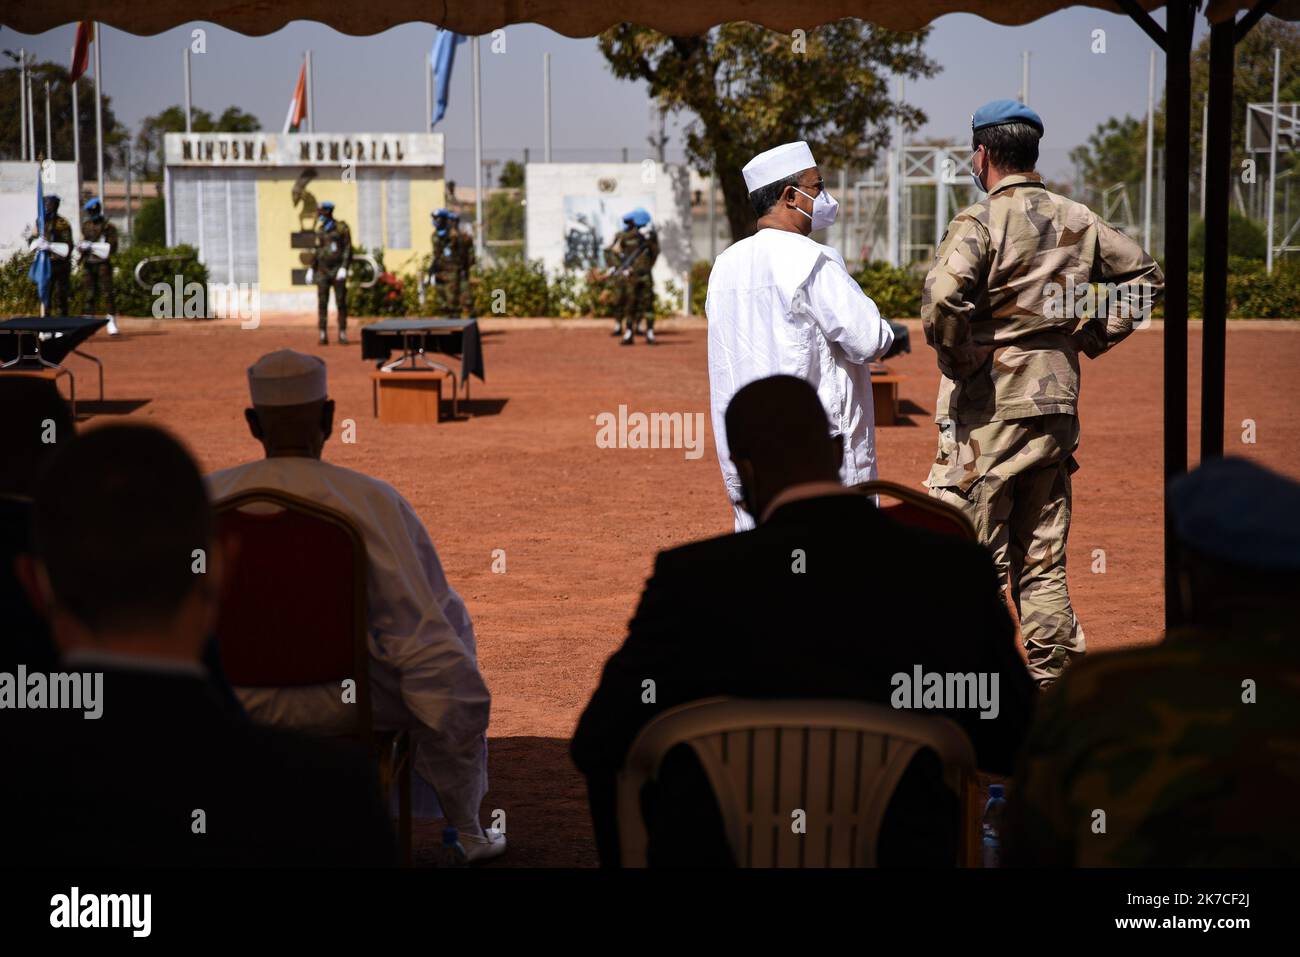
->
[4, 9, 1206, 182]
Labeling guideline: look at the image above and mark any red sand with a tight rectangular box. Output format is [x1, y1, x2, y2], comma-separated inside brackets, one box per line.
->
[60, 317, 1300, 866]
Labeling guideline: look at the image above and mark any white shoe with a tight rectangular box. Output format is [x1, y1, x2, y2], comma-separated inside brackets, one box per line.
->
[459, 827, 507, 864]
[106, 315, 119, 336]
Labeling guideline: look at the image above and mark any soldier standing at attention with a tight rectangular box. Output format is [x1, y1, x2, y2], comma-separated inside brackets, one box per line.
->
[32, 194, 74, 320]
[308, 201, 352, 345]
[79, 197, 119, 336]
[922, 100, 1164, 690]
[429, 209, 475, 317]
[607, 208, 659, 346]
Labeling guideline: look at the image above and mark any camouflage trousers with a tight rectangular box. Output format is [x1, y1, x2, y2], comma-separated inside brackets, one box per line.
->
[316, 276, 348, 332]
[925, 413, 1086, 686]
[81, 262, 115, 314]
[433, 272, 473, 318]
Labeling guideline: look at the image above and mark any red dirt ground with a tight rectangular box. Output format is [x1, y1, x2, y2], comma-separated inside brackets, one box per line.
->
[56, 316, 1300, 866]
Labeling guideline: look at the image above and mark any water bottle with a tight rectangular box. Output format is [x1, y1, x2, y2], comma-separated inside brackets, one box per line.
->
[982, 784, 1007, 868]
[442, 826, 468, 867]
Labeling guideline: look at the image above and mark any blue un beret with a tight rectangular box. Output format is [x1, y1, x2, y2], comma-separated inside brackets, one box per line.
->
[972, 99, 1044, 135]
[1169, 457, 1300, 572]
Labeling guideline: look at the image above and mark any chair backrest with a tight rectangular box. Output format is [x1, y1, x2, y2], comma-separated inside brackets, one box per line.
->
[853, 479, 976, 541]
[617, 697, 977, 868]
[213, 487, 371, 731]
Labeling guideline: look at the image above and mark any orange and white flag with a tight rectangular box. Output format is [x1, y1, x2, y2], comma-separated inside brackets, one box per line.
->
[282, 59, 308, 133]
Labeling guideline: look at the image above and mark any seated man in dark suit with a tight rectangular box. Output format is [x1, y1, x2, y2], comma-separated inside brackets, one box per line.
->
[571, 374, 1036, 866]
[5, 424, 396, 866]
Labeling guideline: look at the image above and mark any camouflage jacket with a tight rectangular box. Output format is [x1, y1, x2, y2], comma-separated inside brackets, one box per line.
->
[80, 217, 119, 264]
[922, 173, 1164, 424]
[607, 226, 658, 278]
[1006, 615, 1300, 866]
[40, 216, 74, 264]
[431, 229, 474, 278]
[311, 220, 353, 273]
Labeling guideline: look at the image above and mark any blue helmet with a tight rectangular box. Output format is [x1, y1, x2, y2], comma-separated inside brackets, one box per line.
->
[433, 208, 453, 220]
[625, 207, 651, 228]
[84, 197, 102, 213]
[319, 201, 335, 214]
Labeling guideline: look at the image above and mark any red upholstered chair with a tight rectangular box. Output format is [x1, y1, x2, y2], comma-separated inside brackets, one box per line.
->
[213, 487, 412, 864]
[852, 479, 977, 541]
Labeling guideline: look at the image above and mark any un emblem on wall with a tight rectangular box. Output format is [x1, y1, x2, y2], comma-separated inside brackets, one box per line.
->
[597, 177, 617, 193]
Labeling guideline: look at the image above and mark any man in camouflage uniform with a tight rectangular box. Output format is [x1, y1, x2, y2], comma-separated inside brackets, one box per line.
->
[429, 209, 475, 318]
[32, 193, 74, 319]
[922, 100, 1163, 689]
[1007, 458, 1300, 866]
[309, 201, 352, 345]
[606, 208, 659, 346]
[78, 197, 119, 335]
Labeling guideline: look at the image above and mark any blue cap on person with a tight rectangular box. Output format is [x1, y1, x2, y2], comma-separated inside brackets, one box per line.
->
[1168, 457, 1300, 572]
[433, 208, 452, 219]
[84, 197, 101, 212]
[319, 201, 335, 213]
[971, 99, 1044, 135]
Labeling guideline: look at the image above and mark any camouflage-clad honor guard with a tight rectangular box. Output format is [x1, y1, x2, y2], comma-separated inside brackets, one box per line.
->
[308, 201, 352, 345]
[30, 194, 74, 319]
[1007, 458, 1300, 866]
[921, 100, 1163, 689]
[79, 197, 119, 335]
[606, 208, 659, 345]
[429, 208, 475, 317]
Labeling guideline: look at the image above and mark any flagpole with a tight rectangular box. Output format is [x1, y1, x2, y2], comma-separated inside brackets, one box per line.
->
[94, 22, 105, 204]
[72, 80, 82, 203]
[473, 35, 484, 260]
[19, 50, 28, 162]
[184, 47, 192, 134]
[543, 52, 552, 163]
[28, 72, 38, 162]
[45, 82, 53, 161]
[306, 50, 315, 133]
[425, 52, 433, 134]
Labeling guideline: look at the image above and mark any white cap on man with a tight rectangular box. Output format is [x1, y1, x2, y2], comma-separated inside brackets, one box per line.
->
[247, 349, 328, 406]
[741, 141, 817, 193]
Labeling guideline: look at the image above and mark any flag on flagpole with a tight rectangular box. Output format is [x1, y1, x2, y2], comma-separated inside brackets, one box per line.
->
[431, 29, 466, 128]
[70, 21, 93, 83]
[29, 173, 52, 310]
[282, 58, 308, 134]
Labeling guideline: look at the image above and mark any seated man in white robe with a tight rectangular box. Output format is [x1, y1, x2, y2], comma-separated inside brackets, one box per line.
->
[706, 140, 895, 530]
[207, 349, 504, 863]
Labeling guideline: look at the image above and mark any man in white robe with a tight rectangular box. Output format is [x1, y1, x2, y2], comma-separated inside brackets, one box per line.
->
[206, 350, 504, 863]
[706, 141, 894, 530]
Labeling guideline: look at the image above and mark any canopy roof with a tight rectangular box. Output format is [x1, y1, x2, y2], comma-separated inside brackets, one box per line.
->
[8, 1, 1297, 38]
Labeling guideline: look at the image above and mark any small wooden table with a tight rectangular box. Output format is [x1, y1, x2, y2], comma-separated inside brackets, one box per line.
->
[369, 370, 448, 424]
[870, 362, 905, 426]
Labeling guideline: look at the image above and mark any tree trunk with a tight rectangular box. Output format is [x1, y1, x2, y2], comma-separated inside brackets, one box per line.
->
[717, 163, 757, 242]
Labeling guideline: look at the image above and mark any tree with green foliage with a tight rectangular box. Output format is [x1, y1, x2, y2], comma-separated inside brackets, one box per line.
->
[0, 56, 129, 183]
[598, 23, 937, 240]
[497, 159, 525, 189]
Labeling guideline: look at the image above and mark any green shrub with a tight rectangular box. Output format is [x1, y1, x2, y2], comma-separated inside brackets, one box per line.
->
[134, 196, 167, 247]
[689, 260, 711, 316]
[1, 243, 208, 318]
[1189, 211, 1268, 269]
[852, 260, 924, 318]
[471, 257, 549, 317]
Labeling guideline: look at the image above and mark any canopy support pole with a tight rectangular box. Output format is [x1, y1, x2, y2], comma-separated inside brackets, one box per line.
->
[1159, 0, 1193, 630]
[1200, 19, 1235, 463]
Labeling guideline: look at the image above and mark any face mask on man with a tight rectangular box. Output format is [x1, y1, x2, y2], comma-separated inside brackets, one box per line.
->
[791, 185, 839, 231]
[969, 148, 987, 194]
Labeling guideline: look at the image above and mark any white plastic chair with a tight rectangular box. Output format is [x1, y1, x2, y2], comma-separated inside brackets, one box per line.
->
[616, 697, 978, 868]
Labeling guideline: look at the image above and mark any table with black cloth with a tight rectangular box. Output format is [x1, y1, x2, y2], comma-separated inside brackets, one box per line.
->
[359, 318, 484, 404]
[0, 317, 108, 411]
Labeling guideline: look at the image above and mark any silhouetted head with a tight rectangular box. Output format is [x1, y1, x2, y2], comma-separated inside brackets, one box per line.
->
[0, 377, 75, 498]
[1169, 456, 1300, 627]
[24, 425, 219, 659]
[725, 375, 842, 522]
